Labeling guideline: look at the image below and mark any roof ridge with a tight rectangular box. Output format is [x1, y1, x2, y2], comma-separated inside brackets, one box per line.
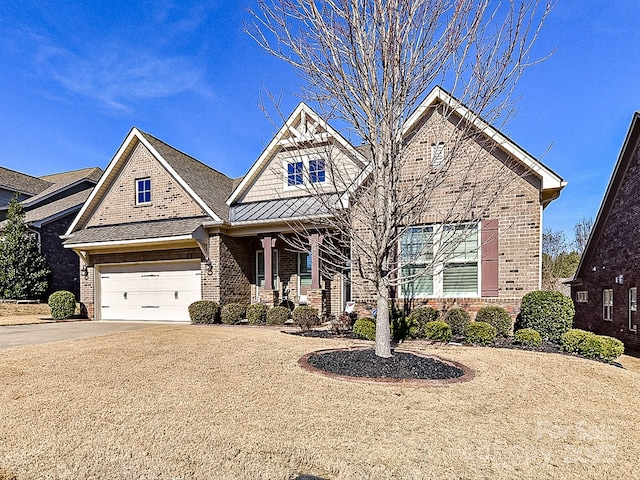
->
[137, 129, 232, 180]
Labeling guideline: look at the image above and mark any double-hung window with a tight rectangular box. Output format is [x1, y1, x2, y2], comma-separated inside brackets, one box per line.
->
[400, 226, 434, 297]
[441, 224, 479, 296]
[309, 159, 326, 183]
[399, 223, 479, 298]
[298, 252, 312, 296]
[603, 289, 613, 321]
[287, 161, 304, 186]
[256, 250, 278, 290]
[136, 178, 151, 204]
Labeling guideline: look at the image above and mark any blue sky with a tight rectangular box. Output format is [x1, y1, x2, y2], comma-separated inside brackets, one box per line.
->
[0, 1, 639, 238]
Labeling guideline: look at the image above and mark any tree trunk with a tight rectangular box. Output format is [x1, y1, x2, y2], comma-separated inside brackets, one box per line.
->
[375, 282, 392, 358]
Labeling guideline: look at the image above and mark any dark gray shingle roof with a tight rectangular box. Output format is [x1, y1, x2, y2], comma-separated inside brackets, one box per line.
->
[138, 131, 234, 221]
[0, 167, 52, 196]
[23, 167, 103, 207]
[63, 216, 210, 245]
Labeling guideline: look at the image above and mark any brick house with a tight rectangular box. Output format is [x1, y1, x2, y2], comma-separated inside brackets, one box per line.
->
[0, 166, 102, 297]
[570, 112, 640, 349]
[63, 87, 565, 321]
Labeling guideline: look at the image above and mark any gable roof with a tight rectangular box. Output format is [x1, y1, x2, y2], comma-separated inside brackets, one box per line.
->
[67, 128, 234, 234]
[226, 102, 368, 205]
[0, 166, 51, 196]
[21, 167, 103, 208]
[403, 86, 566, 202]
[573, 112, 640, 281]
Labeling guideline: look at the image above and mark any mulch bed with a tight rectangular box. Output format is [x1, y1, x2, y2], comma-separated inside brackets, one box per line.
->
[306, 348, 464, 380]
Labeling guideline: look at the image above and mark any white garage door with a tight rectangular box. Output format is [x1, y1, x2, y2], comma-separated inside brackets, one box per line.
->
[98, 261, 201, 321]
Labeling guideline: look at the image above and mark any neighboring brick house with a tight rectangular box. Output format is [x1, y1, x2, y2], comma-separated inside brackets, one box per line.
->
[0, 166, 102, 297]
[570, 112, 640, 349]
[63, 87, 566, 321]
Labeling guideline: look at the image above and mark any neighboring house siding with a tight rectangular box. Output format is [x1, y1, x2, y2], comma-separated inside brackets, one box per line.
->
[240, 144, 361, 203]
[39, 214, 80, 297]
[573, 143, 640, 347]
[86, 142, 205, 227]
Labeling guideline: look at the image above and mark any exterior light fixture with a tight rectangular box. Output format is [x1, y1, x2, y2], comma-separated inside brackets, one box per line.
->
[205, 259, 213, 275]
[81, 265, 88, 278]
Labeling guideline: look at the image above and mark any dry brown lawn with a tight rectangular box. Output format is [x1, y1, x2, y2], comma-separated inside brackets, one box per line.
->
[0, 303, 50, 320]
[1, 325, 639, 480]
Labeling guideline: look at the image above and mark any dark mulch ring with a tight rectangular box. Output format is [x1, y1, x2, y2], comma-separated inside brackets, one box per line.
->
[288, 329, 355, 339]
[306, 348, 465, 380]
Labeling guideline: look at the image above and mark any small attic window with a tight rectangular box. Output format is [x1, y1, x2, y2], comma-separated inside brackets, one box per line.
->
[309, 159, 326, 183]
[136, 178, 151, 204]
[431, 142, 445, 167]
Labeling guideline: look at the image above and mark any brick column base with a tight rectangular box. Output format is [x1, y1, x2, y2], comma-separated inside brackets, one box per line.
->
[80, 302, 95, 320]
[259, 290, 279, 307]
[307, 289, 325, 316]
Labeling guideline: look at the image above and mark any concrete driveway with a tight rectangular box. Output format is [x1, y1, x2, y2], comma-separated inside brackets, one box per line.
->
[0, 321, 160, 349]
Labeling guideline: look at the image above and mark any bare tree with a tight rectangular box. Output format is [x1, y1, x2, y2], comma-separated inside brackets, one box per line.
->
[573, 216, 593, 255]
[247, 0, 553, 357]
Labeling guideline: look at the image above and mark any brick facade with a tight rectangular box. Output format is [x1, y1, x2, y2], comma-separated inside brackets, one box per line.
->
[350, 106, 541, 318]
[38, 213, 81, 298]
[87, 142, 204, 228]
[572, 138, 640, 348]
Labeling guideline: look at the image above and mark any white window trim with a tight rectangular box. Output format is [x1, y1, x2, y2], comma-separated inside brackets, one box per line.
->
[629, 287, 637, 332]
[399, 222, 481, 299]
[256, 249, 278, 292]
[283, 155, 329, 191]
[603, 288, 613, 322]
[136, 177, 151, 205]
[576, 290, 588, 303]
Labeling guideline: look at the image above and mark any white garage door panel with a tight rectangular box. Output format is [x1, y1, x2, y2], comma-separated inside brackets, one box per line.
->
[99, 262, 201, 321]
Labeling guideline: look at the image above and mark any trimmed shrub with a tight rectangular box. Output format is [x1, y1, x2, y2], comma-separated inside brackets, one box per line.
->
[423, 321, 452, 342]
[246, 303, 268, 325]
[464, 321, 497, 345]
[267, 306, 290, 325]
[560, 328, 592, 354]
[353, 317, 376, 340]
[188, 300, 220, 324]
[560, 329, 624, 363]
[444, 308, 471, 336]
[293, 306, 319, 332]
[406, 306, 440, 338]
[513, 328, 543, 348]
[48, 290, 76, 320]
[475, 306, 512, 337]
[391, 316, 409, 340]
[519, 290, 574, 342]
[221, 303, 246, 325]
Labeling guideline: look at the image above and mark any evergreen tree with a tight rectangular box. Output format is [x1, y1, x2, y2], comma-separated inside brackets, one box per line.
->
[0, 196, 50, 299]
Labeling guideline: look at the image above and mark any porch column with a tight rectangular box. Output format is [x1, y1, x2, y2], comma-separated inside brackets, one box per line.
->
[310, 232, 324, 289]
[260, 235, 276, 290]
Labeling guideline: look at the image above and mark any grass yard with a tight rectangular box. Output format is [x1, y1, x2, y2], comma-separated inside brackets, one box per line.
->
[1, 325, 639, 479]
[0, 303, 51, 326]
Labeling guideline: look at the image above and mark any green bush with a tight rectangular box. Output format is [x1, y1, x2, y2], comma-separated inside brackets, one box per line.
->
[391, 316, 409, 340]
[560, 329, 624, 363]
[513, 328, 543, 348]
[221, 303, 246, 325]
[353, 317, 376, 340]
[475, 306, 512, 337]
[246, 303, 268, 324]
[444, 308, 471, 336]
[464, 321, 497, 345]
[293, 306, 319, 332]
[406, 306, 440, 338]
[519, 290, 574, 342]
[188, 300, 220, 324]
[423, 320, 452, 342]
[267, 306, 290, 325]
[48, 290, 76, 320]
